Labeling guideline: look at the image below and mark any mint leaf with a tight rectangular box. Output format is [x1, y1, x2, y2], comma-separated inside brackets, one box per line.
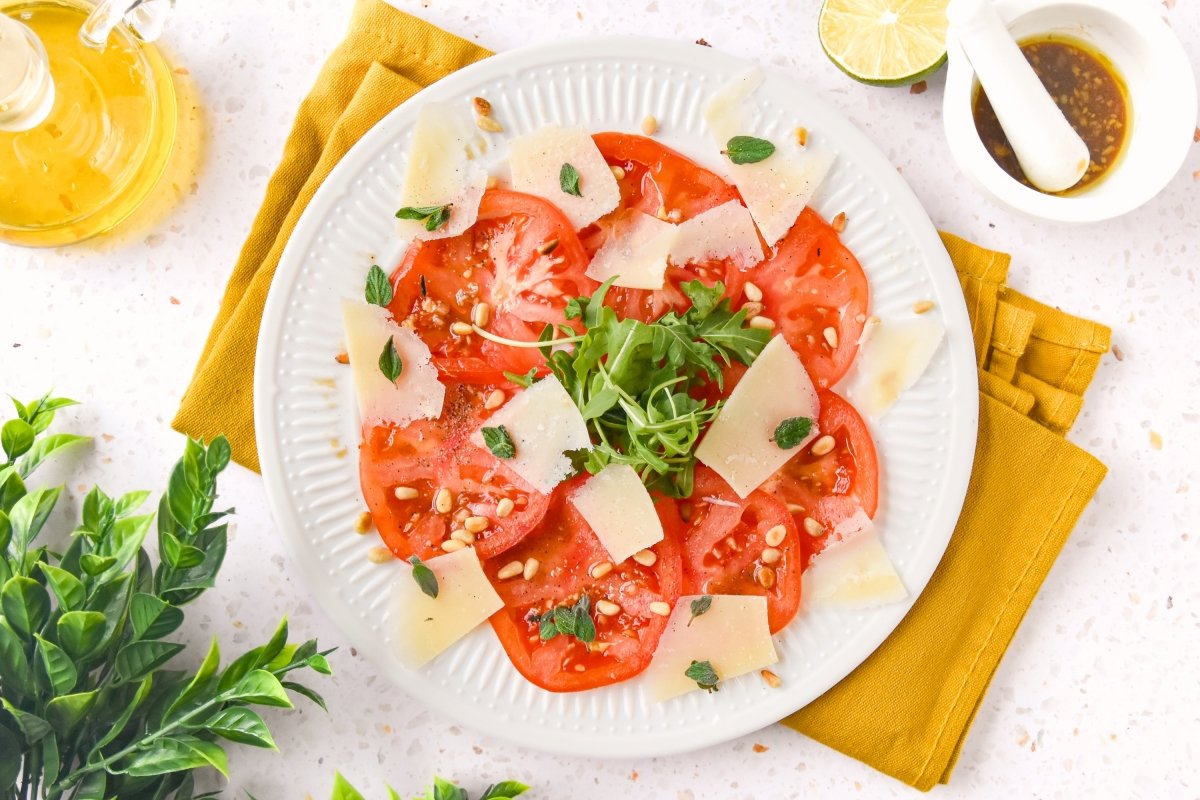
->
[772, 417, 813, 449]
[688, 595, 712, 626]
[685, 659, 720, 692]
[378, 337, 403, 383]
[559, 162, 582, 196]
[396, 204, 452, 232]
[364, 265, 393, 306]
[481, 425, 515, 459]
[409, 556, 438, 599]
[723, 135, 775, 165]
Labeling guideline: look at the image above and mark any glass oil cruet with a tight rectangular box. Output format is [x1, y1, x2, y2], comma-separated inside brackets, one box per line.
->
[0, 0, 176, 247]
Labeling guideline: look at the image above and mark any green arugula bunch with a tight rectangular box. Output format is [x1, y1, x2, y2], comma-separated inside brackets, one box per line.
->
[543, 278, 769, 497]
[0, 393, 331, 800]
[329, 772, 529, 800]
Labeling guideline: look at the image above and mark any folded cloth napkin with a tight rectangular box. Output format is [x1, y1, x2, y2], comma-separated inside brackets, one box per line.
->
[173, 0, 1111, 790]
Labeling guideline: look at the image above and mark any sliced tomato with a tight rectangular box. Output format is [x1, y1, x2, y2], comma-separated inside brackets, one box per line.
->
[681, 466, 803, 633]
[389, 189, 596, 382]
[359, 380, 550, 561]
[586, 133, 747, 323]
[486, 487, 684, 692]
[754, 208, 869, 388]
[762, 390, 879, 568]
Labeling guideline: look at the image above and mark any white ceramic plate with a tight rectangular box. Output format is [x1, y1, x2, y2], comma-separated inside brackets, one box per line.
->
[255, 37, 978, 758]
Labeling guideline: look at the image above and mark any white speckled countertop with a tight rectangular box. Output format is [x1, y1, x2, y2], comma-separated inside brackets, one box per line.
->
[2, 0, 1198, 797]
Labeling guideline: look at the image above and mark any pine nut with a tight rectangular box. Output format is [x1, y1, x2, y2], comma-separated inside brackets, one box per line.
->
[786, 503, 805, 515]
[353, 512, 373, 534]
[742, 301, 763, 318]
[523, 558, 540, 580]
[648, 601, 671, 616]
[472, 96, 492, 116]
[485, 174, 499, 190]
[632, 549, 657, 567]
[441, 539, 467, 553]
[743, 282, 763, 302]
[831, 211, 847, 232]
[435, 488, 453, 514]
[764, 524, 787, 547]
[485, 389, 506, 410]
[464, 516, 490, 533]
[610, 165, 626, 180]
[810, 435, 836, 457]
[334, 351, 349, 364]
[795, 126, 808, 147]
[749, 315, 775, 330]
[472, 302, 491, 327]
[450, 528, 474, 544]
[367, 546, 393, 563]
[761, 669, 782, 688]
[450, 321, 473, 336]
[761, 547, 782, 565]
[589, 641, 611, 653]
[497, 561, 523, 580]
[596, 599, 621, 616]
[913, 300, 936, 314]
[536, 238, 559, 256]
[656, 206, 670, 221]
[590, 561, 613, 579]
[496, 497, 515, 518]
[756, 565, 776, 589]
[641, 114, 658, 135]
[475, 114, 503, 133]
[803, 517, 825, 537]
[393, 486, 420, 501]
[823, 326, 839, 348]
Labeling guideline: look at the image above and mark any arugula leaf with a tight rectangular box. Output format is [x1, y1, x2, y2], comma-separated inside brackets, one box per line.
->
[685, 659, 720, 692]
[723, 135, 775, 164]
[378, 336, 403, 383]
[364, 265, 393, 307]
[396, 204, 453, 232]
[481, 425, 515, 459]
[688, 595, 712, 626]
[409, 556, 438, 599]
[503, 368, 538, 388]
[772, 416, 813, 449]
[559, 162, 583, 196]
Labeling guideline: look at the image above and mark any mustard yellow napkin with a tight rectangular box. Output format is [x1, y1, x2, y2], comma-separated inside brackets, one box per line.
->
[173, 1, 1110, 789]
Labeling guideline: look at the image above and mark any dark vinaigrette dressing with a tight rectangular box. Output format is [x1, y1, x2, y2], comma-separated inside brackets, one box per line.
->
[973, 36, 1130, 194]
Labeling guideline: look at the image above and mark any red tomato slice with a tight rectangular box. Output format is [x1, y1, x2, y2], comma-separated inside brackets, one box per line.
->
[681, 466, 803, 633]
[754, 208, 869, 388]
[486, 487, 684, 692]
[359, 381, 550, 561]
[762, 390, 879, 568]
[389, 189, 596, 382]
[586, 133, 748, 323]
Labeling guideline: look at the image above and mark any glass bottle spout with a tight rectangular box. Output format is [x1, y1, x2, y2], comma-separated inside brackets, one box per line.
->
[80, 0, 174, 48]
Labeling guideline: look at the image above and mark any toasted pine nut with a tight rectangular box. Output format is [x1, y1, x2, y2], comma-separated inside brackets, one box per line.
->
[656, 206, 670, 221]
[786, 503, 805, 515]
[523, 558, 540, 580]
[485, 388, 506, 409]
[450, 528, 475, 544]
[648, 601, 672, 616]
[756, 566, 776, 589]
[464, 515, 490, 533]
[761, 669, 782, 688]
[367, 546, 393, 563]
[536, 238, 559, 256]
[475, 114, 503, 133]
[764, 524, 787, 547]
[823, 326, 839, 348]
[441, 539, 467, 553]
[335, 351, 349, 364]
[749, 315, 775, 330]
[353, 512, 373, 534]
[496, 497, 515, 518]
[641, 115, 658, 135]
[434, 488, 453, 514]
[590, 641, 611, 653]
[913, 300, 936, 314]
[795, 126, 808, 147]
[742, 301, 763, 318]
[472, 96, 492, 116]
[803, 517, 825, 537]
[484, 174, 499, 190]
[632, 549, 657, 567]
[810, 435, 836, 457]
[596, 599, 621, 616]
[761, 547, 782, 565]
[831, 211, 847, 232]
[610, 165, 626, 180]
[667, 208, 682, 223]
[743, 282, 763, 302]
[450, 321, 473, 336]
[497, 560, 523, 580]
[393, 486, 420, 501]
[590, 561, 614, 579]
[472, 302, 492, 327]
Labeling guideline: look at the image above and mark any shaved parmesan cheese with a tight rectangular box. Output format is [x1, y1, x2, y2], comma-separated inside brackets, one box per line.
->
[570, 464, 663, 564]
[469, 376, 590, 493]
[704, 70, 836, 246]
[397, 102, 487, 241]
[844, 315, 945, 417]
[645, 595, 777, 701]
[390, 546, 503, 667]
[508, 125, 621, 229]
[803, 509, 907, 609]
[669, 200, 764, 270]
[696, 336, 820, 498]
[585, 211, 678, 289]
[340, 299, 445, 426]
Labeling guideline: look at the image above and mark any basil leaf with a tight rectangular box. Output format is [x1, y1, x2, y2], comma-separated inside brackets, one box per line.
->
[723, 135, 775, 164]
[1, 418, 35, 462]
[205, 706, 276, 749]
[35, 634, 78, 694]
[772, 416, 814, 449]
[481, 425, 515, 459]
[684, 659, 720, 692]
[118, 735, 228, 778]
[44, 689, 97, 734]
[559, 162, 582, 196]
[2, 575, 50, 638]
[114, 640, 186, 683]
[409, 556, 439, 599]
[396, 203, 453, 232]
[56, 610, 106, 660]
[688, 595, 712, 626]
[480, 780, 532, 799]
[224, 668, 292, 708]
[378, 336, 403, 383]
[365, 264, 393, 307]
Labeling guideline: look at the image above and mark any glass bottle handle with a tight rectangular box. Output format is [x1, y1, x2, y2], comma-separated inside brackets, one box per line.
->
[80, 0, 175, 47]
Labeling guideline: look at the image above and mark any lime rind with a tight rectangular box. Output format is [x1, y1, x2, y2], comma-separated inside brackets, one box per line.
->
[818, 0, 950, 87]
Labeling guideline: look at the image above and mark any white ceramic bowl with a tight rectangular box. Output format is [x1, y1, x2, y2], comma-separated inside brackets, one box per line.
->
[943, 0, 1197, 222]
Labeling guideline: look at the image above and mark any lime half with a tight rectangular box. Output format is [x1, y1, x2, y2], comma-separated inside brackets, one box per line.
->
[818, 0, 950, 87]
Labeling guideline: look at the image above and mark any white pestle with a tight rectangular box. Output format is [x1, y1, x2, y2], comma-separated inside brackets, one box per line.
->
[0, 13, 54, 132]
[947, 0, 1090, 193]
